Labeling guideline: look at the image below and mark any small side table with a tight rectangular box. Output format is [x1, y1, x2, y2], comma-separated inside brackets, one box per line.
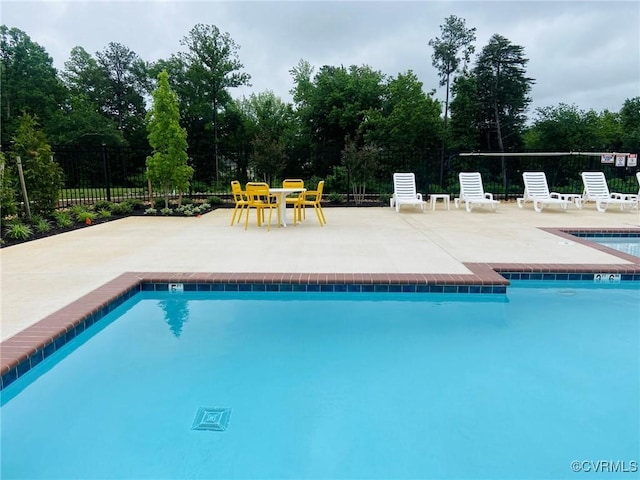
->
[559, 194, 582, 209]
[430, 193, 450, 210]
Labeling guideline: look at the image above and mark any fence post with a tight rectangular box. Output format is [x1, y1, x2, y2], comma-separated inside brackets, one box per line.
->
[102, 143, 111, 202]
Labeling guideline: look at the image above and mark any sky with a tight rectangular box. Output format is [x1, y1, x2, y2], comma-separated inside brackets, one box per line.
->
[3, 0, 639, 119]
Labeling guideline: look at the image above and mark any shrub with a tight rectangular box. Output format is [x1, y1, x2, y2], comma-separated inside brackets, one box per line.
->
[0, 153, 17, 217]
[111, 202, 133, 215]
[70, 204, 88, 218]
[207, 195, 224, 205]
[97, 209, 111, 219]
[123, 198, 145, 210]
[325, 166, 348, 193]
[92, 200, 114, 211]
[5, 221, 33, 240]
[379, 193, 392, 205]
[33, 217, 52, 233]
[328, 192, 345, 204]
[11, 114, 64, 216]
[160, 207, 172, 216]
[144, 208, 157, 215]
[75, 210, 97, 223]
[53, 211, 73, 228]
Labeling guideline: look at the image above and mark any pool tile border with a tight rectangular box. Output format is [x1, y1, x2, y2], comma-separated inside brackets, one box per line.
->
[2, 226, 639, 390]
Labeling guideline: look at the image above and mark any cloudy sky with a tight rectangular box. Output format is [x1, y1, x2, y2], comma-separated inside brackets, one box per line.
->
[3, 0, 639, 118]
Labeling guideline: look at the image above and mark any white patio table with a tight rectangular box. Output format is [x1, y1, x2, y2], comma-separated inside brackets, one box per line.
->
[269, 187, 307, 227]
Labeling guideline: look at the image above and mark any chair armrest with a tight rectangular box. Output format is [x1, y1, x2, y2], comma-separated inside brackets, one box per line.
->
[416, 193, 423, 201]
[550, 192, 562, 199]
[484, 193, 494, 200]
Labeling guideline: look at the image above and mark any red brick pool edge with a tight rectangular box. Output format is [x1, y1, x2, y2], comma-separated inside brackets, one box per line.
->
[2, 226, 639, 389]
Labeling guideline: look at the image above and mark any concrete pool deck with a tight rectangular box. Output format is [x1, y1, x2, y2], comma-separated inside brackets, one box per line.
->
[1, 201, 639, 344]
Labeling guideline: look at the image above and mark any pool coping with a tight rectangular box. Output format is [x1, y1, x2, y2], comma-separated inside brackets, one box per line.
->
[2, 227, 639, 390]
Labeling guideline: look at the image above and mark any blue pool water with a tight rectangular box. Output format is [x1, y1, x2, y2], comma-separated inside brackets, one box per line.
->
[1, 282, 639, 479]
[586, 236, 640, 257]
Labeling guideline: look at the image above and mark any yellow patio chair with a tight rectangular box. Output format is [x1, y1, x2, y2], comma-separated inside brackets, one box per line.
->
[244, 182, 280, 231]
[282, 178, 305, 223]
[230, 180, 249, 225]
[295, 180, 326, 226]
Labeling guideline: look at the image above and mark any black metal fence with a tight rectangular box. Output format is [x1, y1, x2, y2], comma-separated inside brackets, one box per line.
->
[50, 145, 639, 207]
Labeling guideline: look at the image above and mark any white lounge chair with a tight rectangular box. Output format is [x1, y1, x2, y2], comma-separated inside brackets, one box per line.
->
[517, 172, 570, 212]
[626, 172, 640, 205]
[581, 171, 638, 212]
[454, 172, 500, 212]
[391, 172, 425, 213]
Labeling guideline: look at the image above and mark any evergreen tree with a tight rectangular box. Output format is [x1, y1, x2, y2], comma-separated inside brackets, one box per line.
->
[145, 71, 193, 208]
[10, 114, 63, 216]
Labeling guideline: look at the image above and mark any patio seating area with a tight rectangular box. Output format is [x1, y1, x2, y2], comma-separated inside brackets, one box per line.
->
[1, 202, 639, 342]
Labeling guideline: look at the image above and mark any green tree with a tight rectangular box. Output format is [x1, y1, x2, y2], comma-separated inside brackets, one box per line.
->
[291, 63, 386, 176]
[96, 42, 148, 147]
[240, 91, 293, 183]
[619, 97, 640, 153]
[60, 43, 147, 147]
[428, 16, 476, 180]
[448, 73, 481, 151]
[146, 71, 192, 208]
[0, 152, 17, 217]
[0, 26, 66, 144]
[341, 135, 380, 204]
[178, 24, 251, 179]
[364, 70, 441, 151]
[10, 114, 64, 216]
[524, 103, 622, 152]
[474, 34, 534, 153]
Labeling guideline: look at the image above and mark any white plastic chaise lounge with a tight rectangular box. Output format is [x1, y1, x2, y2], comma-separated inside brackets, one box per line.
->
[391, 172, 425, 213]
[454, 172, 500, 212]
[517, 172, 570, 212]
[580, 171, 638, 212]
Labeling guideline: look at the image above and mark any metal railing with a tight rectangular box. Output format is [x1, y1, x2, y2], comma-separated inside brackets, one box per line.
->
[49, 145, 639, 206]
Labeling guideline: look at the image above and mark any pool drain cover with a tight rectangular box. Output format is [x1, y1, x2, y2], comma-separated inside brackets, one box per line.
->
[191, 407, 231, 431]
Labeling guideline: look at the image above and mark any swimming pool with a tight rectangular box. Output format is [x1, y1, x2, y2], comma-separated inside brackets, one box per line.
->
[584, 236, 640, 257]
[2, 282, 638, 479]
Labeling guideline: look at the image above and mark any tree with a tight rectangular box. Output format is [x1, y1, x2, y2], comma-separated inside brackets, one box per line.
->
[240, 91, 293, 183]
[10, 114, 63, 216]
[0, 26, 66, 144]
[619, 97, 640, 153]
[95, 42, 148, 147]
[429, 16, 476, 182]
[474, 34, 534, 153]
[448, 73, 481, 151]
[524, 103, 622, 152]
[341, 135, 380, 204]
[178, 24, 251, 180]
[0, 152, 17, 217]
[291, 63, 386, 176]
[145, 71, 193, 209]
[364, 70, 441, 152]
[60, 43, 148, 147]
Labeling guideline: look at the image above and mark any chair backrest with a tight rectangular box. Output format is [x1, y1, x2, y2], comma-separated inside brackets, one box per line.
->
[315, 180, 325, 199]
[459, 172, 486, 199]
[245, 182, 271, 203]
[636, 172, 640, 194]
[282, 179, 304, 189]
[231, 180, 245, 201]
[581, 172, 611, 199]
[393, 173, 418, 199]
[522, 172, 551, 198]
